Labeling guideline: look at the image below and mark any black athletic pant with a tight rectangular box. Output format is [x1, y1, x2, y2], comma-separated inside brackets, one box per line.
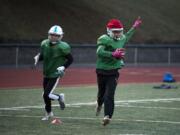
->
[96, 72, 119, 118]
[43, 77, 59, 113]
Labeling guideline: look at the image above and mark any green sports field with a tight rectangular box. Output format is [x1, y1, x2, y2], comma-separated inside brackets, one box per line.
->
[0, 83, 180, 135]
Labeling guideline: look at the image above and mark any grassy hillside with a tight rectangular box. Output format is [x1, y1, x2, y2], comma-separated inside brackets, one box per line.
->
[0, 0, 180, 43]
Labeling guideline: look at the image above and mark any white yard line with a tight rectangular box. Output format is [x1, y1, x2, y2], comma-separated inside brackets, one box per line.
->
[0, 98, 180, 110]
[116, 105, 180, 110]
[0, 114, 180, 125]
[116, 134, 146, 135]
[115, 98, 180, 103]
[0, 108, 29, 111]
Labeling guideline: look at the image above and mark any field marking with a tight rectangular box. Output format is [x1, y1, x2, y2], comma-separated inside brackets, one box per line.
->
[0, 114, 180, 125]
[115, 98, 180, 103]
[0, 98, 180, 111]
[116, 105, 180, 110]
[3, 104, 180, 111]
[0, 108, 30, 111]
[116, 134, 146, 135]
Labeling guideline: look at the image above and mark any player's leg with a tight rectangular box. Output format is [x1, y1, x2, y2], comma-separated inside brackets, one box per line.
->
[42, 77, 54, 120]
[43, 78, 53, 113]
[45, 77, 65, 110]
[103, 73, 119, 125]
[96, 73, 106, 116]
[42, 77, 64, 120]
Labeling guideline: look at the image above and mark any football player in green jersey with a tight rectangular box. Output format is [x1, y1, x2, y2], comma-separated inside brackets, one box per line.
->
[96, 17, 142, 126]
[34, 25, 73, 120]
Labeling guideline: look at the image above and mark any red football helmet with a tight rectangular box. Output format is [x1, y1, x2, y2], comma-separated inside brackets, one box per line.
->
[106, 19, 124, 40]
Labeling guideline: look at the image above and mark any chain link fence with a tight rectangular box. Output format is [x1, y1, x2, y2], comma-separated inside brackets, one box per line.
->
[0, 44, 180, 68]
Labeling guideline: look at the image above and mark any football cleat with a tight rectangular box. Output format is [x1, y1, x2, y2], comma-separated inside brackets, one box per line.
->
[102, 115, 111, 126]
[41, 112, 54, 121]
[58, 93, 65, 110]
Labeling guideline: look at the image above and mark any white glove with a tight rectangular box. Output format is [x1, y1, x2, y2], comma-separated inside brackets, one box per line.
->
[57, 66, 65, 77]
[57, 66, 65, 72]
[34, 53, 40, 66]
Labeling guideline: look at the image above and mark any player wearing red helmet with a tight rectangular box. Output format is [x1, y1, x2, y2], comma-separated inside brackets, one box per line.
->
[96, 17, 142, 126]
[106, 19, 124, 40]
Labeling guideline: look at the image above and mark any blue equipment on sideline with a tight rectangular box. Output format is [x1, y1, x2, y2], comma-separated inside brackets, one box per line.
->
[163, 72, 175, 82]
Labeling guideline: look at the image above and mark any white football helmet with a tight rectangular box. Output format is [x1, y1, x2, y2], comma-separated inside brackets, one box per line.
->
[48, 25, 63, 44]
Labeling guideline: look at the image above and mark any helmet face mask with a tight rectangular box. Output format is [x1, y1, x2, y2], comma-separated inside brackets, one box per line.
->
[48, 25, 63, 44]
[48, 34, 63, 44]
[106, 19, 124, 40]
[107, 29, 123, 40]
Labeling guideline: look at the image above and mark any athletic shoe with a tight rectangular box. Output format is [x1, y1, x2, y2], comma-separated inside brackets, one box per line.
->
[102, 115, 111, 126]
[41, 112, 54, 121]
[58, 93, 65, 110]
[95, 105, 102, 116]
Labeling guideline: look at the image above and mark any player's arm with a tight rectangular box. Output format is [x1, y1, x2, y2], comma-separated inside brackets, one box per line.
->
[34, 41, 45, 66]
[97, 46, 125, 59]
[63, 53, 73, 69]
[56, 53, 73, 76]
[96, 36, 114, 58]
[62, 45, 73, 69]
[34, 52, 43, 66]
[57, 45, 73, 74]
[124, 27, 136, 43]
[96, 45, 112, 58]
[125, 16, 142, 43]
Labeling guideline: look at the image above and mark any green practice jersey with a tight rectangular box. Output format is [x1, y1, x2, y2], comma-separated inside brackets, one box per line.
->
[40, 39, 71, 78]
[96, 28, 135, 70]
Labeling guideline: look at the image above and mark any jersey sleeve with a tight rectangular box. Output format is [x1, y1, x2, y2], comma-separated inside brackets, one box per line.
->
[97, 35, 109, 46]
[61, 42, 71, 55]
[124, 27, 136, 43]
[96, 35, 112, 58]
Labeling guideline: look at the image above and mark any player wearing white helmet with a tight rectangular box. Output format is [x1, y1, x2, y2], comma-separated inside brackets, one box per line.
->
[34, 25, 73, 121]
[48, 25, 63, 44]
